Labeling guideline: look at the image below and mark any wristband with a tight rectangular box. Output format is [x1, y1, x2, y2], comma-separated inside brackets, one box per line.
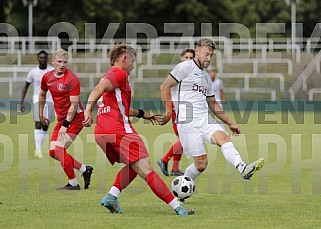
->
[136, 109, 145, 119]
[62, 120, 71, 128]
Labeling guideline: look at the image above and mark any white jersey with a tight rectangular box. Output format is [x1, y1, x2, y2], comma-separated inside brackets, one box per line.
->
[26, 66, 54, 103]
[170, 60, 214, 122]
[212, 77, 224, 106]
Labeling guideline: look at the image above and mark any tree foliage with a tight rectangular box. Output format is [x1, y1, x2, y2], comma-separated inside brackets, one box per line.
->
[1, 0, 320, 38]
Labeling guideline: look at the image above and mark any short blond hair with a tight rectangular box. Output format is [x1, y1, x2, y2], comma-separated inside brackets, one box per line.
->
[110, 44, 136, 66]
[53, 48, 69, 60]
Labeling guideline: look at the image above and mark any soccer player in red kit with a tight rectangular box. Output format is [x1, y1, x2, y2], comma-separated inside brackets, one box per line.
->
[83, 44, 194, 215]
[158, 48, 195, 176]
[39, 49, 93, 190]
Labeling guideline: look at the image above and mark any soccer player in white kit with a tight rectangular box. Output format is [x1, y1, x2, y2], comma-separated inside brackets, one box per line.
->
[209, 70, 225, 109]
[20, 50, 55, 158]
[160, 39, 264, 200]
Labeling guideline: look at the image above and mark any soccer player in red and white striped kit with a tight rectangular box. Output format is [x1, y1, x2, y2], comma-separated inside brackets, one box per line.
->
[83, 43, 194, 215]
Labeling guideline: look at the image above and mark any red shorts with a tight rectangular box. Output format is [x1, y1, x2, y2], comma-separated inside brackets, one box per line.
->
[95, 132, 149, 165]
[51, 113, 84, 142]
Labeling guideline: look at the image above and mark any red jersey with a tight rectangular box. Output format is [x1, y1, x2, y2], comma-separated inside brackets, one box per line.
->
[95, 68, 135, 134]
[41, 69, 84, 121]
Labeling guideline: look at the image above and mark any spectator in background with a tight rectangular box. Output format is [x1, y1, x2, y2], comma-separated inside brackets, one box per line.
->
[20, 50, 54, 158]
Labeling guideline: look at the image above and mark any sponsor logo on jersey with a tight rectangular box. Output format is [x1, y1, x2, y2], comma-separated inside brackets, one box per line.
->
[57, 83, 66, 91]
[97, 106, 111, 115]
[192, 83, 207, 96]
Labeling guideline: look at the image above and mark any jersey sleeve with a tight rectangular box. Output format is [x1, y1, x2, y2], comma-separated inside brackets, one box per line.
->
[104, 69, 127, 89]
[69, 76, 81, 96]
[170, 61, 190, 82]
[206, 82, 215, 97]
[26, 69, 33, 83]
[206, 73, 215, 97]
[40, 73, 48, 91]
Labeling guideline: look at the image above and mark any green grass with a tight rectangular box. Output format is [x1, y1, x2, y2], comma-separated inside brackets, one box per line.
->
[0, 110, 321, 228]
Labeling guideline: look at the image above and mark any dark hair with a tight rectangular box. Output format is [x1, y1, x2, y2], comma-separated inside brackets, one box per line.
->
[110, 44, 137, 66]
[196, 38, 216, 50]
[181, 48, 195, 57]
[37, 50, 48, 56]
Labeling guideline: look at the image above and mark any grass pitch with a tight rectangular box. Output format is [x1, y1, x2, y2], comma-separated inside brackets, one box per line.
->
[0, 110, 321, 228]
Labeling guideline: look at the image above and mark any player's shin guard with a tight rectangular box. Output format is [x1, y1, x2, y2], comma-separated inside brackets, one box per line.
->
[145, 170, 174, 204]
[113, 165, 137, 192]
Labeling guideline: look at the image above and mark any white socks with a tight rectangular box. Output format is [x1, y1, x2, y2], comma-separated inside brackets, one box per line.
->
[34, 129, 48, 152]
[109, 186, 121, 198]
[69, 178, 78, 186]
[184, 163, 202, 180]
[221, 142, 246, 173]
[79, 164, 86, 173]
[168, 198, 180, 209]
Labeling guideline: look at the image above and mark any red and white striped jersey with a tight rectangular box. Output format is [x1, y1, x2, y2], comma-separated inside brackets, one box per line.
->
[95, 67, 135, 134]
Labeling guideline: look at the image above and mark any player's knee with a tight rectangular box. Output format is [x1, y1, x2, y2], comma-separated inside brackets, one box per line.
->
[214, 134, 230, 147]
[195, 159, 208, 172]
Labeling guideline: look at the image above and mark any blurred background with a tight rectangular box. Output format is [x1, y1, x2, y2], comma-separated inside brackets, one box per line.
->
[1, 0, 321, 107]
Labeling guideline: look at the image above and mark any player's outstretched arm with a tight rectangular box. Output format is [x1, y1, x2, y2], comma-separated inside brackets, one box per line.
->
[159, 75, 178, 125]
[129, 108, 162, 125]
[83, 79, 113, 127]
[206, 96, 240, 136]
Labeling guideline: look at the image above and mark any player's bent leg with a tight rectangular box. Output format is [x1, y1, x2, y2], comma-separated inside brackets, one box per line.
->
[184, 155, 207, 181]
[61, 135, 94, 189]
[210, 130, 231, 147]
[211, 132, 264, 180]
[113, 165, 137, 191]
[50, 139, 92, 190]
[101, 166, 137, 214]
[131, 158, 194, 215]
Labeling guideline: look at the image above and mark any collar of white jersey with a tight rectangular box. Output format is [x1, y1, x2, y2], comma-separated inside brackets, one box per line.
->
[193, 60, 203, 70]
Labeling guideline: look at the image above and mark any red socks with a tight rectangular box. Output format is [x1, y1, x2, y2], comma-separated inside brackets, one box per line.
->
[49, 146, 83, 180]
[145, 170, 174, 204]
[162, 140, 183, 171]
[113, 165, 137, 191]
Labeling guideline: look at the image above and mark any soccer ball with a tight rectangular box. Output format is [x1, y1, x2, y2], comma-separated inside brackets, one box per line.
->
[171, 175, 195, 200]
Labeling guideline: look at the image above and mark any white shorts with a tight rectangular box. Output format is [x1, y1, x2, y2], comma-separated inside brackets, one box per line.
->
[177, 116, 227, 158]
[33, 101, 55, 122]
